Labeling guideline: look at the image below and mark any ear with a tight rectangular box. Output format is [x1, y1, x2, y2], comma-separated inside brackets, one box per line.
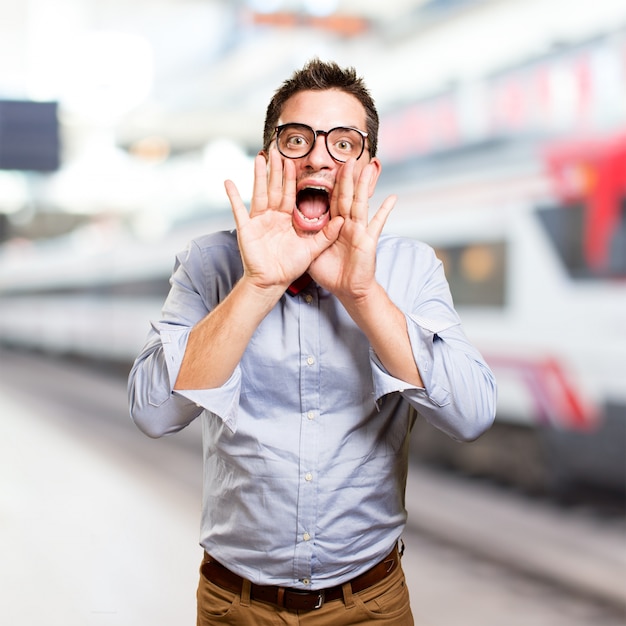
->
[367, 157, 382, 197]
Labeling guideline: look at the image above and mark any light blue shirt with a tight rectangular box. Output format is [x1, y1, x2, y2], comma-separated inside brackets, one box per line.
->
[128, 230, 496, 589]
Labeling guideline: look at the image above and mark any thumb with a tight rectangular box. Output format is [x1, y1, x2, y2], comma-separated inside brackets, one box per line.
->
[311, 215, 344, 255]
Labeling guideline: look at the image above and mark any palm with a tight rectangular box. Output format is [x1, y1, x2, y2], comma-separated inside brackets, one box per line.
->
[309, 160, 396, 299]
[237, 209, 319, 287]
[309, 218, 376, 296]
[225, 153, 343, 290]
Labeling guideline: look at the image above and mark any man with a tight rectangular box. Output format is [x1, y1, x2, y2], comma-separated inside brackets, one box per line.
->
[128, 59, 496, 625]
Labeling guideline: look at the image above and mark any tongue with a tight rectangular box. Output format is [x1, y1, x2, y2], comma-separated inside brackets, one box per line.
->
[298, 192, 328, 220]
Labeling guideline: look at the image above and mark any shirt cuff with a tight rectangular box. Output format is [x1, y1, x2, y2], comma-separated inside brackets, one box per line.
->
[156, 321, 242, 433]
[173, 369, 242, 433]
[371, 313, 454, 407]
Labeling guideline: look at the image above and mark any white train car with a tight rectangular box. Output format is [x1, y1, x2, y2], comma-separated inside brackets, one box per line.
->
[381, 133, 625, 493]
[0, 210, 234, 362]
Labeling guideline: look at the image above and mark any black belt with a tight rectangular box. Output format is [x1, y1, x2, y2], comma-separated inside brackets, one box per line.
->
[201, 545, 400, 612]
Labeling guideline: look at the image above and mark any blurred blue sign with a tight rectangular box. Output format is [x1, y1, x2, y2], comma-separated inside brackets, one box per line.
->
[0, 100, 60, 172]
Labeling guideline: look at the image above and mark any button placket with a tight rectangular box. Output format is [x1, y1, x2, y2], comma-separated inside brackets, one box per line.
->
[294, 288, 320, 582]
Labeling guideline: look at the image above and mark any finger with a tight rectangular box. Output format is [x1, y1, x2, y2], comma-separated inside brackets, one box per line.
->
[315, 215, 344, 249]
[266, 149, 283, 210]
[331, 159, 356, 219]
[278, 157, 296, 215]
[250, 154, 269, 217]
[224, 179, 249, 230]
[352, 163, 374, 223]
[305, 215, 345, 266]
[368, 194, 397, 239]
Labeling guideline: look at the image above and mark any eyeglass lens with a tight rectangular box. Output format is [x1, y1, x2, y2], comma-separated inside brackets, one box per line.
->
[276, 124, 365, 162]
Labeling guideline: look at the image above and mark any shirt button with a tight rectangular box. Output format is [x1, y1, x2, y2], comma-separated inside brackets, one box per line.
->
[306, 356, 315, 366]
[302, 578, 310, 585]
[303, 532, 311, 541]
[304, 294, 313, 304]
[307, 411, 315, 420]
[305, 472, 313, 482]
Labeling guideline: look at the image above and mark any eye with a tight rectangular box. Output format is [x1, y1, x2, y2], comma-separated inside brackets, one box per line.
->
[286, 134, 307, 147]
[279, 127, 312, 153]
[329, 128, 362, 155]
[335, 138, 354, 152]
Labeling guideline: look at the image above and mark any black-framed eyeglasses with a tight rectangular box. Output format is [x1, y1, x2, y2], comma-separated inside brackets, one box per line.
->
[274, 123, 369, 163]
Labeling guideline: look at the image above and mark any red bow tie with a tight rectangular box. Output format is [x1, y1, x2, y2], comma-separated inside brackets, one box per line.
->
[287, 273, 313, 296]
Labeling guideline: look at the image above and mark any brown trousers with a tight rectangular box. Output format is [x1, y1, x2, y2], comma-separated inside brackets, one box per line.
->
[196, 558, 414, 625]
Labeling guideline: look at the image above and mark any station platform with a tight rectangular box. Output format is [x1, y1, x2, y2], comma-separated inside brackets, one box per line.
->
[2, 350, 624, 625]
[1, 377, 202, 625]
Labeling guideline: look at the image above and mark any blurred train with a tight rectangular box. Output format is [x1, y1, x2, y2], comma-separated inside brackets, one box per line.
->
[0, 132, 624, 496]
[383, 132, 626, 495]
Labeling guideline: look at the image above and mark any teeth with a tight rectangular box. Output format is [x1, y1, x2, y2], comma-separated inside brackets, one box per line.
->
[297, 208, 324, 223]
[299, 185, 330, 194]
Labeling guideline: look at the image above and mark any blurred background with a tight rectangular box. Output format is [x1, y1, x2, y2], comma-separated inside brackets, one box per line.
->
[0, 0, 625, 624]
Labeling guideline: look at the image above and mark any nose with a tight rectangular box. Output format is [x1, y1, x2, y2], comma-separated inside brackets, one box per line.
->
[302, 133, 334, 168]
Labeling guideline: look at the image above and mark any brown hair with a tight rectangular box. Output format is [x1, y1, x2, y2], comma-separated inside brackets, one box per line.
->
[262, 58, 379, 157]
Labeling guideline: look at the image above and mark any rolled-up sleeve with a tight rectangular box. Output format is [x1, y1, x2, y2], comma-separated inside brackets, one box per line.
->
[370, 238, 497, 442]
[128, 322, 243, 437]
[128, 233, 244, 438]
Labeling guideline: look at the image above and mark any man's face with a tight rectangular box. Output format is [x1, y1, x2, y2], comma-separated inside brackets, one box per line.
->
[267, 89, 381, 237]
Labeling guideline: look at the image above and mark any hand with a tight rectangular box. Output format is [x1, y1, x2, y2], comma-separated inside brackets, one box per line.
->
[308, 158, 396, 300]
[224, 151, 343, 292]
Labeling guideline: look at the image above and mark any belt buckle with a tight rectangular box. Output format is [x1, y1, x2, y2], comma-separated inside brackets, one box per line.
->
[312, 590, 325, 610]
[286, 588, 325, 610]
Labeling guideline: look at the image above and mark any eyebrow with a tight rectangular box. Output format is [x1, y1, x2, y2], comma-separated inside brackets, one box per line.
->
[279, 122, 365, 131]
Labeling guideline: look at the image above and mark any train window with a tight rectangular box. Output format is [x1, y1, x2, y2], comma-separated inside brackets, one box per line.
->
[99, 277, 171, 298]
[536, 199, 626, 279]
[434, 241, 506, 307]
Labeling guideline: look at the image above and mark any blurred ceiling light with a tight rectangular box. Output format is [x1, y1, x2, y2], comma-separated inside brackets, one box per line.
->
[60, 31, 154, 124]
[248, 0, 283, 13]
[303, 0, 339, 17]
[246, 0, 339, 17]
[0, 171, 29, 215]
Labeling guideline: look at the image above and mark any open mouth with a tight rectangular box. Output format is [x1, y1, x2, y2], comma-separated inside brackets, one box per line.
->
[296, 187, 330, 224]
